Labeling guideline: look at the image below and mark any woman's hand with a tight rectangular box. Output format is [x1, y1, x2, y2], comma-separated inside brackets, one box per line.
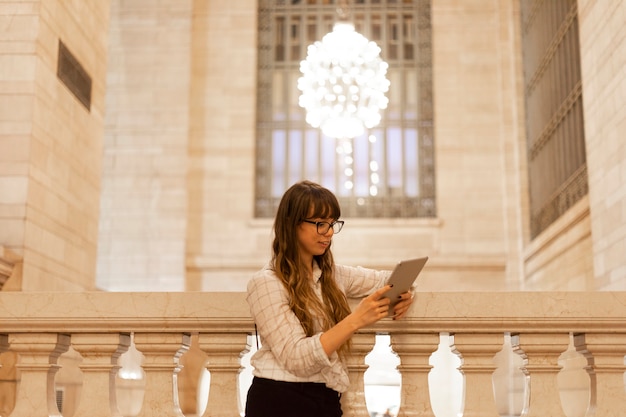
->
[320, 285, 413, 357]
[391, 289, 414, 320]
[351, 285, 393, 328]
[320, 285, 392, 357]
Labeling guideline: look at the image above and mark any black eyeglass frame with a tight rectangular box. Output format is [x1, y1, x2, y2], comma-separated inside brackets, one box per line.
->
[301, 219, 345, 234]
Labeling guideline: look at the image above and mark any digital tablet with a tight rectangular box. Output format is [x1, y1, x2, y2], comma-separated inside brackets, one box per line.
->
[384, 256, 428, 313]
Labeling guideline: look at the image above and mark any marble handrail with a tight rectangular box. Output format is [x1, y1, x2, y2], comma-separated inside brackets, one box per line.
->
[0, 291, 625, 417]
[2, 291, 626, 332]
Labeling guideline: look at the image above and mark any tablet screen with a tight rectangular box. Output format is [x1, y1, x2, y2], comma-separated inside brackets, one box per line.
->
[384, 256, 428, 313]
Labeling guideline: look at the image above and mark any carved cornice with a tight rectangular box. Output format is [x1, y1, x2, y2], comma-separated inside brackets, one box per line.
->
[0, 246, 20, 290]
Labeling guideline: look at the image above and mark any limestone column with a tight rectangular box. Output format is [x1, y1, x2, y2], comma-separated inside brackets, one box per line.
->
[341, 333, 376, 417]
[197, 333, 250, 417]
[0, 333, 15, 417]
[0, 1, 111, 291]
[133, 333, 190, 417]
[8, 333, 70, 417]
[71, 333, 131, 417]
[511, 333, 569, 417]
[451, 333, 503, 417]
[574, 333, 626, 416]
[390, 333, 440, 417]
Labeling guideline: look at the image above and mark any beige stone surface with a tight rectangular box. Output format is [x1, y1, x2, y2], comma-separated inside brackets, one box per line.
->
[0, 0, 622, 293]
[578, 0, 626, 289]
[0, 0, 624, 412]
[97, 0, 193, 291]
[0, 0, 110, 291]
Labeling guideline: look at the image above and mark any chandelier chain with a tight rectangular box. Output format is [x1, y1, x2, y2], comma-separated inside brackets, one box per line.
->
[336, 0, 351, 21]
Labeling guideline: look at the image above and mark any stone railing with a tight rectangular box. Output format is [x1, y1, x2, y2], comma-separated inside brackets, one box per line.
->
[1, 291, 626, 417]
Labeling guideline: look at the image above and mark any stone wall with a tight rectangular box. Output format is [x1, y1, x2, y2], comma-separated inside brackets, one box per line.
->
[578, 0, 626, 289]
[97, 0, 193, 291]
[95, 0, 625, 292]
[2, 0, 617, 293]
[0, 0, 110, 290]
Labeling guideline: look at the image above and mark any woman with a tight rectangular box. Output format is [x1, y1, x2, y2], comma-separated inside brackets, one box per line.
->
[245, 180, 414, 417]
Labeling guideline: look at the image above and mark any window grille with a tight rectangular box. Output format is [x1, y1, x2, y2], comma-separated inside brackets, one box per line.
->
[255, 0, 435, 218]
[520, 0, 588, 238]
[57, 40, 92, 111]
[56, 388, 64, 413]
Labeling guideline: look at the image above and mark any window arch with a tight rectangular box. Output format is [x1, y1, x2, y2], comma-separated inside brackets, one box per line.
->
[255, 0, 435, 218]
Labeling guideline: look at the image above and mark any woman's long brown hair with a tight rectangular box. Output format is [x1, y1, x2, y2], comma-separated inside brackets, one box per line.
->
[272, 181, 352, 353]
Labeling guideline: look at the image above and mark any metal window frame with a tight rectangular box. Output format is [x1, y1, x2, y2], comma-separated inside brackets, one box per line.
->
[255, 0, 435, 218]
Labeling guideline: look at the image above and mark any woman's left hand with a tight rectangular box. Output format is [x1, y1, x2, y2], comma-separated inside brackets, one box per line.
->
[392, 290, 414, 320]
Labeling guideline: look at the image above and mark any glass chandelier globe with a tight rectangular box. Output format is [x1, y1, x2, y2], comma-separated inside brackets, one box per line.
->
[297, 22, 390, 139]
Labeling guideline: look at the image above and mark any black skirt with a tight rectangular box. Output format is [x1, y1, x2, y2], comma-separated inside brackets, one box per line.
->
[245, 376, 343, 417]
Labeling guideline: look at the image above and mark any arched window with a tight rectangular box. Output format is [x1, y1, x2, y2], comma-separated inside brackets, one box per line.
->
[255, 0, 435, 218]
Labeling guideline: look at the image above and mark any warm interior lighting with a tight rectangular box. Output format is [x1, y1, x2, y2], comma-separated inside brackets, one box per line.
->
[297, 22, 390, 140]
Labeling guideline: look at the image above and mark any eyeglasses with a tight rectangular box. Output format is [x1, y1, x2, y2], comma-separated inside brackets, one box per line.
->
[301, 219, 345, 234]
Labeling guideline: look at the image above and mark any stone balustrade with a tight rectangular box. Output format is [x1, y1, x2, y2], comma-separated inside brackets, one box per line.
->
[1, 291, 626, 417]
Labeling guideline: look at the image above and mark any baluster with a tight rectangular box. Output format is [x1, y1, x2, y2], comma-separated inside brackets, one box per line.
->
[72, 333, 131, 417]
[511, 333, 569, 417]
[1, 333, 12, 417]
[341, 332, 376, 417]
[133, 333, 191, 417]
[450, 333, 503, 417]
[574, 333, 626, 416]
[197, 332, 250, 417]
[390, 333, 440, 417]
[7, 333, 70, 417]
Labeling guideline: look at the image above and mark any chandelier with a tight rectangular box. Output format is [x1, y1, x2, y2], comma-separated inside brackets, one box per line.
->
[297, 19, 390, 139]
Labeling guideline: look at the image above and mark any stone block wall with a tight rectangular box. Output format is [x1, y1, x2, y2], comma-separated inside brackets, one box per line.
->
[578, 0, 626, 289]
[185, 0, 525, 292]
[97, 0, 594, 293]
[0, 0, 110, 290]
[96, 0, 193, 291]
[2, 0, 621, 293]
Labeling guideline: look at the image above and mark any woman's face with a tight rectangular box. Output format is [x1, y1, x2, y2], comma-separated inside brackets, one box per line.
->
[297, 216, 335, 264]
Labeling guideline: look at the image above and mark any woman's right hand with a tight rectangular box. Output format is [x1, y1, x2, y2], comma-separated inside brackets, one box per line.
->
[320, 285, 392, 357]
[351, 285, 392, 328]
